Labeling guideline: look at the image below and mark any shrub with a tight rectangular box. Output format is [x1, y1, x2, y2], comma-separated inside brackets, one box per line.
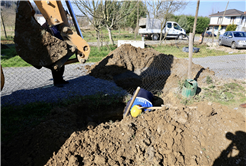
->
[226, 24, 237, 31]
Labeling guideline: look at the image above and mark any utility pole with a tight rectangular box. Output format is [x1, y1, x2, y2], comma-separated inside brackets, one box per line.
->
[219, 1, 229, 36]
[213, 1, 228, 42]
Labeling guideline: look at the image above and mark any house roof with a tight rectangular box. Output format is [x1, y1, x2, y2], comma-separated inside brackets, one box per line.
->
[209, 9, 244, 17]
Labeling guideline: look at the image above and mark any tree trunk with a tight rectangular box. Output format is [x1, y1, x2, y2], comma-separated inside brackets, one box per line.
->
[134, 27, 138, 40]
[1, 11, 7, 38]
[192, 0, 200, 42]
[135, 0, 139, 40]
[159, 20, 167, 45]
[96, 30, 101, 51]
[106, 26, 114, 45]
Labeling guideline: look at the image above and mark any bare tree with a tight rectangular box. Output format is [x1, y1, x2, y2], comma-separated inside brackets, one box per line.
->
[151, 0, 188, 44]
[73, 0, 104, 49]
[74, 0, 138, 45]
[158, 0, 188, 44]
[1, 7, 7, 38]
[146, 0, 164, 19]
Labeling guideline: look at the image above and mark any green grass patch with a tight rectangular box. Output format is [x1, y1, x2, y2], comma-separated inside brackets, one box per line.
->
[224, 82, 244, 91]
[176, 79, 246, 107]
[206, 76, 213, 84]
[153, 44, 237, 58]
[87, 45, 117, 62]
[1, 45, 117, 67]
[240, 97, 246, 103]
[1, 46, 31, 67]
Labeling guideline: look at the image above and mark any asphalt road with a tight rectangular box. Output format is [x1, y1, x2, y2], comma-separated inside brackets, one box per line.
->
[192, 54, 245, 80]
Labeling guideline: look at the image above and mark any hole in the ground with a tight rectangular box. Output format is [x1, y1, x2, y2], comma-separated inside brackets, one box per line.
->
[67, 95, 126, 128]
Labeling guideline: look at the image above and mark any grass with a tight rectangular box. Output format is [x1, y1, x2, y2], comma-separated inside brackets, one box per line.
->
[153, 43, 238, 58]
[87, 45, 117, 62]
[1, 46, 32, 67]
[177, 79, 246, 107]
[1, 45, 117, 67]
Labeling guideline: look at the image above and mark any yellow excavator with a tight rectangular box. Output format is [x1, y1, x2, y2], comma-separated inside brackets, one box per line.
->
[1, 0, 90, 90]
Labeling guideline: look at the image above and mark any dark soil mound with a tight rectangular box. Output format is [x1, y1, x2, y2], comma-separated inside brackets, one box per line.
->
[87, 44, 215, 94]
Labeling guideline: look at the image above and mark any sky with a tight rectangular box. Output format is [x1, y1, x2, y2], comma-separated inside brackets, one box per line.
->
[31, 0, 245, 18]
[175, 0, 246, 17]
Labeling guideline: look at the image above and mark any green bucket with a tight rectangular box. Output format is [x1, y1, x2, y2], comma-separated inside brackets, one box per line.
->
[182, 79, 198, 98]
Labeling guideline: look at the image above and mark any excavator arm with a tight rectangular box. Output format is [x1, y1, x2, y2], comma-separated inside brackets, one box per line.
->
[15, 0, 90, 70]
[1, 0, 90, 90]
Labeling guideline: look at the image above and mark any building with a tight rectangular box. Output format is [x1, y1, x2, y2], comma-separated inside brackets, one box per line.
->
[208, 9, 246, 35]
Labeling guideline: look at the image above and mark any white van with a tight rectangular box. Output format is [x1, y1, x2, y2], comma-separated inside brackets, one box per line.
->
[138, 18, 186, 40]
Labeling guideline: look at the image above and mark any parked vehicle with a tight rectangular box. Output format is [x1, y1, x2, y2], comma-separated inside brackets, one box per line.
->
[202, 31, 217, 37]
[218, 31, 246, 49]
[138, 18, 186, 40]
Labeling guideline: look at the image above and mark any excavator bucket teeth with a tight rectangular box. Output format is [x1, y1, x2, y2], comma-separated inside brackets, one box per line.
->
[14, 1, 75, 70]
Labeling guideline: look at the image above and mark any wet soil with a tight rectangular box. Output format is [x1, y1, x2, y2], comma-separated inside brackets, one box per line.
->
[2, 44, 245, 166]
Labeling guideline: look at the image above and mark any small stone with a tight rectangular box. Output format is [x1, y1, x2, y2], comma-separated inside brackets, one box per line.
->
[94, 155, 106, 164]
[87, 122, 97, 130]
[208, 102, 212, 106]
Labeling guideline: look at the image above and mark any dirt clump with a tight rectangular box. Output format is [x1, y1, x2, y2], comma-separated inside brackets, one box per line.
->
[87, 44, 215, 93]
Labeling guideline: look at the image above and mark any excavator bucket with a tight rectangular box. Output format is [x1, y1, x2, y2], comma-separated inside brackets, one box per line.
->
[14, 1, 75, 70]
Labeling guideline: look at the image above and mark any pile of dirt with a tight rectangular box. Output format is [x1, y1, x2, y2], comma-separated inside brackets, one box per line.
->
[86, 44, 215, 93]
[2, 98, 245, 166]
[44, 102, 245, 166]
